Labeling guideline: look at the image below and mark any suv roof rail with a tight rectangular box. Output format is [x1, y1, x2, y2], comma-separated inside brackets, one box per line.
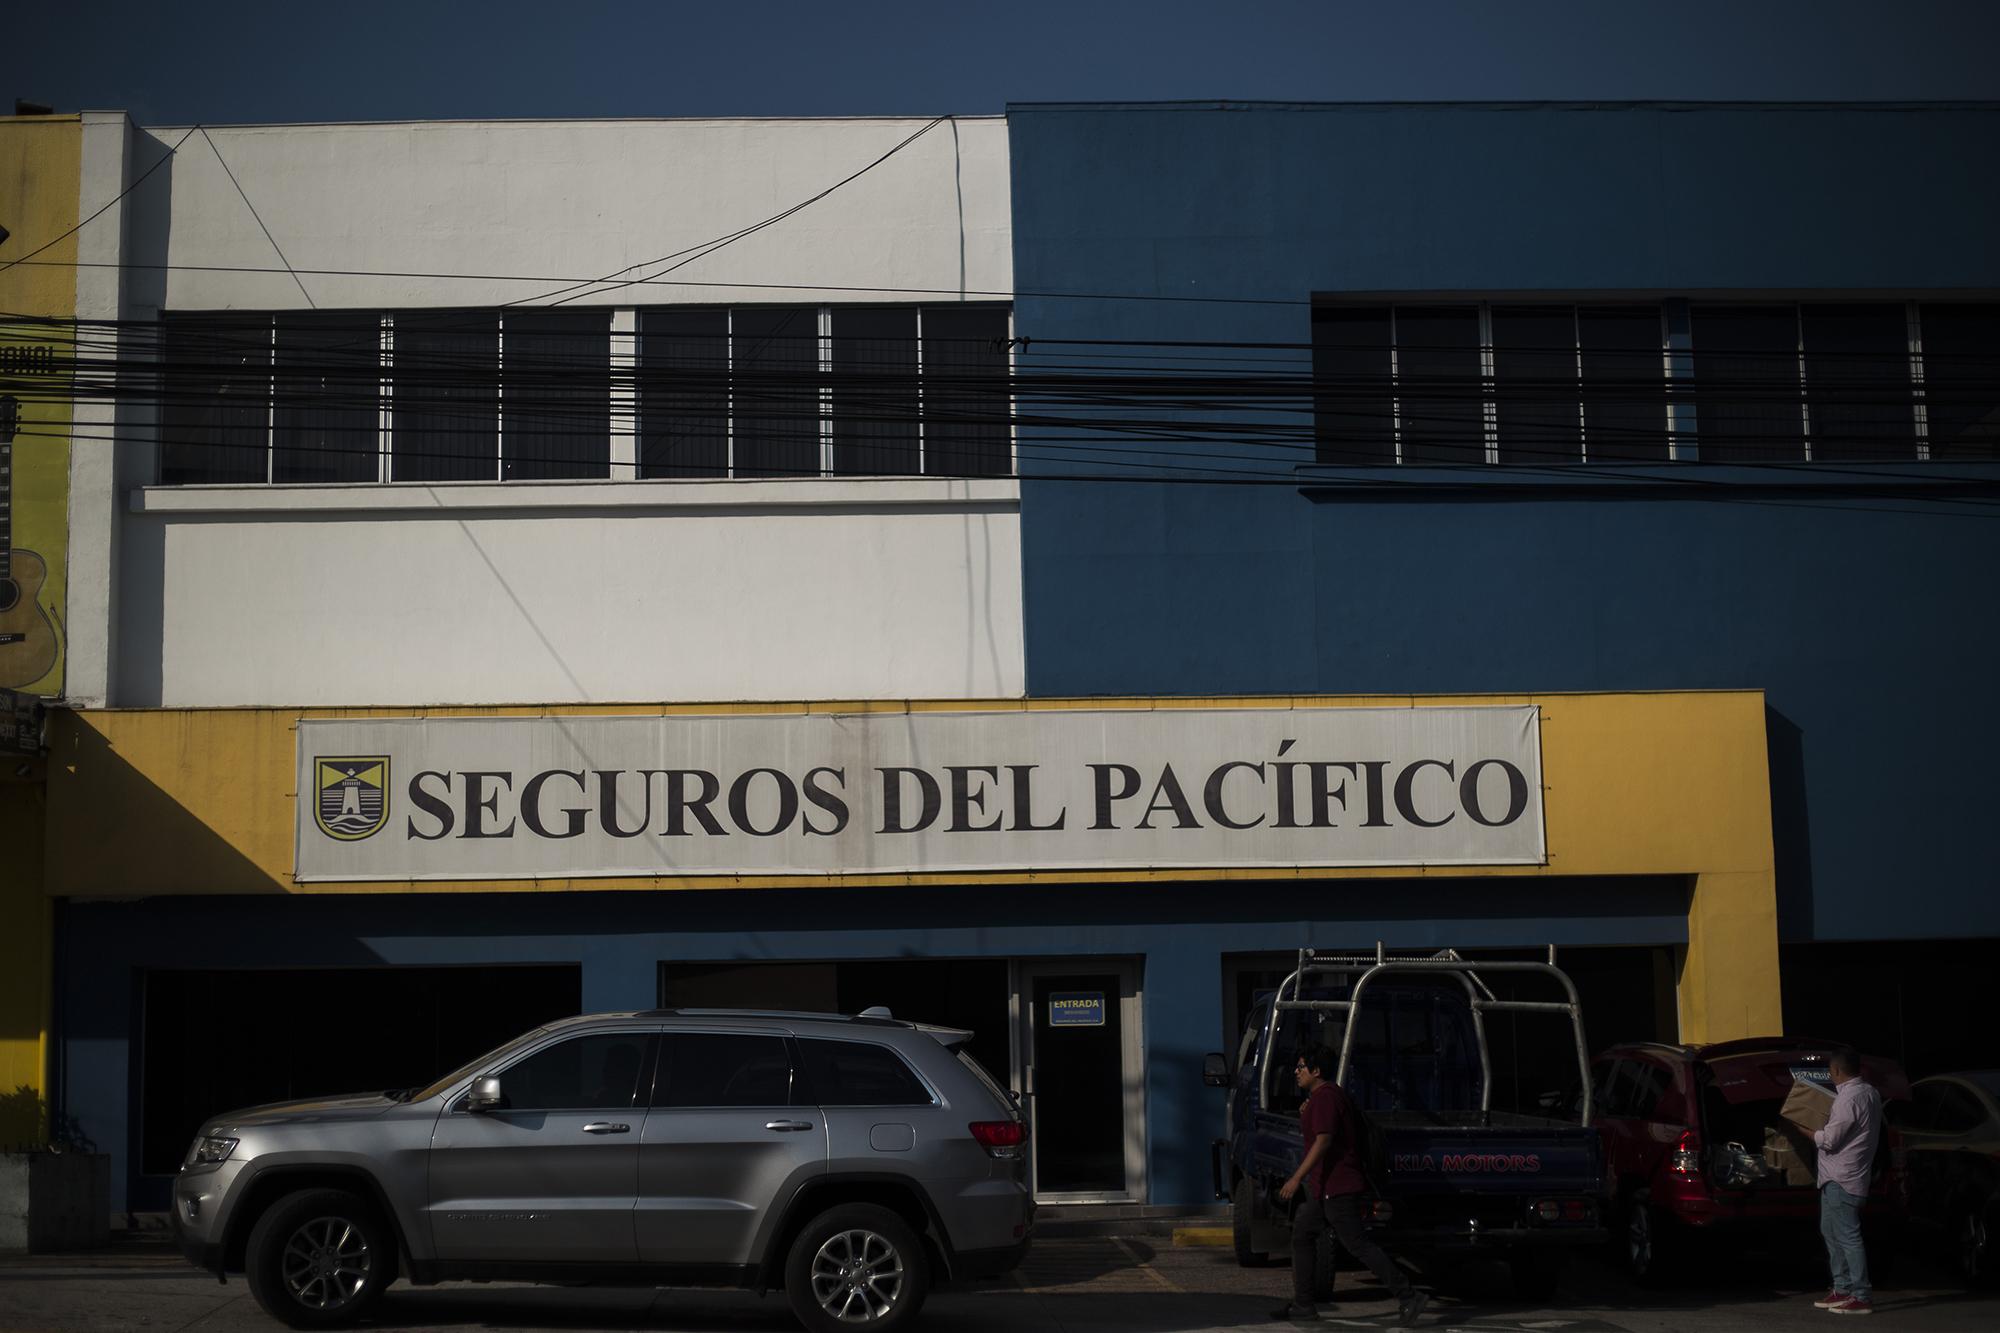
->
[1610, 1041, 1698, 1056]
[1694, 1036, 1834, 1059]
[634, 1007, 912, 1028]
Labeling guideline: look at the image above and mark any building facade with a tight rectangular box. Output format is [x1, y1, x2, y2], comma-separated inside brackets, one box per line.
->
[6, 101, 1995, 1214]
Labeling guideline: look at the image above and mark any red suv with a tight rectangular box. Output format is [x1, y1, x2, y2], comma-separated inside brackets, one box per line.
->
[1587, 1039, 1910, 1282]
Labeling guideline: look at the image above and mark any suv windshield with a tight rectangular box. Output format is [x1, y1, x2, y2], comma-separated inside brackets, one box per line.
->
[411, 1026, 551, 1103]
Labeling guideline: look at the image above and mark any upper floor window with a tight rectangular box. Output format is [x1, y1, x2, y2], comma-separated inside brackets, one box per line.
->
[1311, 299, 1998, 465]
[637, 304, 1011, 479]
[158, 304, 1013, 484]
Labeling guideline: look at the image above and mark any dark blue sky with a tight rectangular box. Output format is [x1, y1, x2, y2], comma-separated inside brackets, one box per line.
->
[9, 0, 1998, 126]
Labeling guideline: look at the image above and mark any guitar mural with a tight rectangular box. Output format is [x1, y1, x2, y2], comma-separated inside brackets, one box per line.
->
[0, 389, 62, 690]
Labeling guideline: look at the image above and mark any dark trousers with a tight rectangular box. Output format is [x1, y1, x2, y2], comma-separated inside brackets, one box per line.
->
[1292, 1193, 1413, 1306]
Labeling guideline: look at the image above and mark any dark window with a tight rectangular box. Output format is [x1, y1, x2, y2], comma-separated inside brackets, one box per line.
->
[1395, 306, 1483, 464]
[1802, 304, 1916, 461]
[138, 964, 580, 1179]
[1589, 1059, 1621, 1117]
[503, 309, 610, 480]
[920, 306, 1011, 477]
[1920, 303, 2000, 461]
[1492, 306, 1581, 465]
[160, 315, 271, 484]
[1311, 305, 1395, 464]
[498, 1032, 648, 1111]
[1623, 1061, 1672, 1121]
[1934, 1083, 1986, 1135]
[638, 309, 729, 477]
[1894, 1082, 1942, 1131]
[654, 1032, 794, 1108]
[797, 1039, 932, 1106]
[731, 307, 820, 476]
[830, 307, 919, 475]
[392, 311, 498, 481]
[1607, 1061, 1644, 1118]
[272, 312, 378, 484]
[1692, 306, 1805, 461]
[1579, 306, 1669, 462]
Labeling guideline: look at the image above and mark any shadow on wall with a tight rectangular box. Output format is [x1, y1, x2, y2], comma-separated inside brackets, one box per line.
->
[1766, 707, 1815, 941]
[1, 1086, 94, 1153]
[45, 711, 284, 896]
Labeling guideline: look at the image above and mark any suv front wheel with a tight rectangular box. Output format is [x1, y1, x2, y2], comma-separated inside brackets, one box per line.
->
[784, 1203, 930, 1332]
[243, 1187, 394, 1328]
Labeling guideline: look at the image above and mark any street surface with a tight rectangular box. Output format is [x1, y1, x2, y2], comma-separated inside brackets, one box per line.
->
[2, 1235, 1996, 1332]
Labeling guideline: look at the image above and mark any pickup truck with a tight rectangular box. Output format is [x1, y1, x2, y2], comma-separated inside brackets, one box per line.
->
[1206, 947, 1608, 1300]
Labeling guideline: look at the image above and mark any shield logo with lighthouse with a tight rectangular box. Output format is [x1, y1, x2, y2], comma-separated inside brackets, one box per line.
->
[313, 756, 390, 841]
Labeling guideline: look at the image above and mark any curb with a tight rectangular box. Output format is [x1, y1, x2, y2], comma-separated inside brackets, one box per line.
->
[1172, 1225, 1232, 1247]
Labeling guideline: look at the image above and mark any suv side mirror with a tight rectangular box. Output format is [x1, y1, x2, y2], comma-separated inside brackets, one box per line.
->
[1202, 1052, 1230, 1088]
[465, 1076, 503, 1111]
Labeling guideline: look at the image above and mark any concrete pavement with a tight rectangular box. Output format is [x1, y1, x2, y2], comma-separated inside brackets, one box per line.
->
[2, 1235, 1996, 1331]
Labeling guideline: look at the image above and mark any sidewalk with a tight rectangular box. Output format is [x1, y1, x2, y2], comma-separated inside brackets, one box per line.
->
[6, 1234, 1999, 1332]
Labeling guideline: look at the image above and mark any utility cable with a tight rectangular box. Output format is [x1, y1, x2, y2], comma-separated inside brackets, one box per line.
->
[0, 126, 200, 274]
[197, 127, 315, 309]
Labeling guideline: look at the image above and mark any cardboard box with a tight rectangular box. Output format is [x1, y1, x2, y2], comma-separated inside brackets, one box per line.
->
[1781, 1077, 1835, 1134]
[1763, 1124, 1817, 1187]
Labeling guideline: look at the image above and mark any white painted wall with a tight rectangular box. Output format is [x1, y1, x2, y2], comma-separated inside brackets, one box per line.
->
[126, 117, 1011, 310]
[74, 115, 1022, 707]
[116, 479, 1024, 706]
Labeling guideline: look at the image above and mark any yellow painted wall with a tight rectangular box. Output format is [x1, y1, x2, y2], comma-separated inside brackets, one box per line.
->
[43, 691, 1784, 1040]
[0, 115, 78, 696]
[0, 114, 78, 1146]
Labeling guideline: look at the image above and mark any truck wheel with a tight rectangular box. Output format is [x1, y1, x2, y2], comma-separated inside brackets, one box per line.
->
[784, 1203, 929, 1333]
[243, 1188, 394, 1329]
[1232, 1177, 1275, 1267]
[1509, 1251, 1564, 1302]
[1311, 1226, 1337, 1302]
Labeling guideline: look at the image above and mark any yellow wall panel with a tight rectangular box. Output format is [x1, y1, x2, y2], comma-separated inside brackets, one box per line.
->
[43, 692, 1784, 1040]
[0, 113, 79, 1141]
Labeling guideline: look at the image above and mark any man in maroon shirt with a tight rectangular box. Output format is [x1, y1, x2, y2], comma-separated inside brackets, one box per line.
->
[1273, 1045, 1428, 1325]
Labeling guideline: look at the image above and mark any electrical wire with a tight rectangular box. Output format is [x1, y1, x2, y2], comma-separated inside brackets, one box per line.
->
[0, 127, 200, 275]
[502, 117, 952, 310]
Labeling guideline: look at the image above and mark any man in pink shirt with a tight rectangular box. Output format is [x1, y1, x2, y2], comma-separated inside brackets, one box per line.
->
[1810, 1046, 1882, 1316]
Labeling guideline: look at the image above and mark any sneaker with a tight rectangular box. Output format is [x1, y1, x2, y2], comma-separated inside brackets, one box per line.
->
[1396, 1290, 1430, 1327]
[1269, 1302, 1319, 1321]
[1829, 1298, 1873, 1316]
[1814, 1291, 1851, 1309]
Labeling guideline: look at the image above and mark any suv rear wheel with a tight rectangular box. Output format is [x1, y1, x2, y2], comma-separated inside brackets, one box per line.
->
[243, 1187, 394, 1329]
[1955, 1195, 1997, 1286]
[1619, 1196, 1675, 1286]
[784, 1203, 930, 1332]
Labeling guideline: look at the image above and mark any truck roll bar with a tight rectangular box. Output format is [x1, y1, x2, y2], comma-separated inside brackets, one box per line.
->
[1260, 943, 1593, 1125]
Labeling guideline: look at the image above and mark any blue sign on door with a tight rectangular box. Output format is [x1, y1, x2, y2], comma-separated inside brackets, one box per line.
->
[1049, 992, 1106, 1027]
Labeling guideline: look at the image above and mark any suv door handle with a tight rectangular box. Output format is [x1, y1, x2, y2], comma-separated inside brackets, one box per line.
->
[765, 1120, 814, 1132]
[581, 1122, 631, 1134]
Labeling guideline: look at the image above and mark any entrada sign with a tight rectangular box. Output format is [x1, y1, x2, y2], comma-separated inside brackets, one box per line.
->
[293, 707, 1545, 882]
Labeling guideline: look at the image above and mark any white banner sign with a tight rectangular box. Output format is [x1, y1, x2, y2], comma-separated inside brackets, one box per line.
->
[294, 707, 1544, 882]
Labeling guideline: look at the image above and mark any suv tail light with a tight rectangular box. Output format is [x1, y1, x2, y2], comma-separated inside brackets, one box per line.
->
[970, 1120, 1026, 1159]
[1669, 1129, 1701, 1176]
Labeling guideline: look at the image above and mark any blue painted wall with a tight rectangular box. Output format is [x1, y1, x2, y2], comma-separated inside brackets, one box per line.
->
[61, 882, 1684, 1210]
[1007, 102, 2000, 944]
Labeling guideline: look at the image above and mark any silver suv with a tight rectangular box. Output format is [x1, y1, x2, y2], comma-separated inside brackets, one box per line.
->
[172, 1009, 1033, 1330]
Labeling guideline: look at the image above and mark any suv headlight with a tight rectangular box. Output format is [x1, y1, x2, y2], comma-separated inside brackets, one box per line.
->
[185, 1135, 238, 1167]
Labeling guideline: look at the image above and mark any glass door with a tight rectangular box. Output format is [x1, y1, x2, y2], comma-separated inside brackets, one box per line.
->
[1015, 960, 1144, 1203]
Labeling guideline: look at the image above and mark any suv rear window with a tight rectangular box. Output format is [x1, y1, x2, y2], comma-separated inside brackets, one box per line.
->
[798, 1039, 933, 1107]
[955, 1047, 1016, 1113]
